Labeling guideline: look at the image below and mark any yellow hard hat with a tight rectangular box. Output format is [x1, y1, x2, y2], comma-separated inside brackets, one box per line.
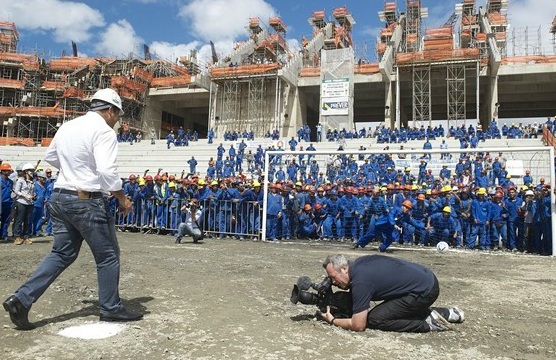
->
[443, 206, 451, 213]
[168, 181, 176, 187]
[441, 186, 451, 192]
[477, 187, 487, 195]
[405, 167, 411, 172]
[411, 185, 419, 191]
[426, 189, 432, 195]
[138, 178, 146, 186]
[253, 181, 261, 187]
[198, 179, 206, 185]
[211, 180, 219, 186]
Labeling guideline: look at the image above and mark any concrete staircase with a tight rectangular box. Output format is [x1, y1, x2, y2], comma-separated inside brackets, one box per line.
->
[0, 136, 549, 182]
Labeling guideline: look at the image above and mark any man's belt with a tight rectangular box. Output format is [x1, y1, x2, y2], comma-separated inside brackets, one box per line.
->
[58, 189, 104, 199]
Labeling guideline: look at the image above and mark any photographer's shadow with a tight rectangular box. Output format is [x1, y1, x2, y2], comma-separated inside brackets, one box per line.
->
[32, 296, 154, 329]
[290, 313, 317, 322]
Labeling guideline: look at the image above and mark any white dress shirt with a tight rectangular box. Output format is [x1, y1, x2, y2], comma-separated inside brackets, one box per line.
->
[45, 111, 122, 193]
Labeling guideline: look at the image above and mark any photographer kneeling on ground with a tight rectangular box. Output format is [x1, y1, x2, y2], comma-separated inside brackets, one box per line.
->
[319, 254, 464, 332]
[175, 199, 204, 244]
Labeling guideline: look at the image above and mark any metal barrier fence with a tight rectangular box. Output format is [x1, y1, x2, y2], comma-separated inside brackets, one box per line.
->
[113, 198, 262, 239]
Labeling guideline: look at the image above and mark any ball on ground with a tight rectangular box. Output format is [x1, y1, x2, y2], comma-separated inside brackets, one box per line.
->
[436, 241, 450, 254]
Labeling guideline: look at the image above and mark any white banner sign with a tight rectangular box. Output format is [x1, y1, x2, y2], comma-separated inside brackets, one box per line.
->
[321, 79, 349, 98]
[321, 97, 349, 115]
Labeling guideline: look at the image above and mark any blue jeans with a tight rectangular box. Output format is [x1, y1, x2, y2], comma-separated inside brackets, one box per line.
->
[13, 192, 123, 315]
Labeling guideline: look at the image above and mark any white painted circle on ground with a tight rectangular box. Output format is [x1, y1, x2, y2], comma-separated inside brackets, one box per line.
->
[58, 322, 126, 340]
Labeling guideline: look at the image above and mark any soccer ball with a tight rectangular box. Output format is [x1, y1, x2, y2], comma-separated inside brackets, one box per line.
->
[436, 241, 450, 254]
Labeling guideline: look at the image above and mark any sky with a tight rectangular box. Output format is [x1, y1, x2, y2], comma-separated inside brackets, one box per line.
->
[0, 0, 553, 67]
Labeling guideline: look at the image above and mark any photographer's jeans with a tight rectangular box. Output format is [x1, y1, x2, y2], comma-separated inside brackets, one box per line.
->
[177, 222, 203, 242]
[13, 192, 124, 314]
[366, 276, 444, 333]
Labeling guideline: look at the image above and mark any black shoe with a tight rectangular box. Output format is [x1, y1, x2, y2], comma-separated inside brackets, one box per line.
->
[100, 307, 143, 322]
[3, 295, 35, 330]
[175, 237, 182, 244]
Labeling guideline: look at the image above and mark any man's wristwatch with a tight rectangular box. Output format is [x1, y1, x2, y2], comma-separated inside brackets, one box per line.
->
[330, 317, 335, 326]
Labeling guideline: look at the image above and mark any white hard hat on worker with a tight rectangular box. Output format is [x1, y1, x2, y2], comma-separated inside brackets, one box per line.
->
[91, 88, 124, 116]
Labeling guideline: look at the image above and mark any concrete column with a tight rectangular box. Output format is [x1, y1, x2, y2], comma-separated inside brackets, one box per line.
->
[481, 74, 498, 128]
[385, 81, 395, 129]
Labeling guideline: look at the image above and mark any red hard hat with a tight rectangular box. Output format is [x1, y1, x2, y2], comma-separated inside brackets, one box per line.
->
[154, 174, 161, 181]
[315, 203, 323, 211]
[145, 175, 153, 181]
[129, 174, 136, 180]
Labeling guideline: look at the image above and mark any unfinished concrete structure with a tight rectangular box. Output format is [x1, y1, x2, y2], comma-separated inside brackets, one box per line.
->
[0, 1, 556, 142]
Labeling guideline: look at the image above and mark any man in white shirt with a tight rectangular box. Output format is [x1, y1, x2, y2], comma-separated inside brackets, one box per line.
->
[3, 88, 142, 331]
[175, 198, 204, 244]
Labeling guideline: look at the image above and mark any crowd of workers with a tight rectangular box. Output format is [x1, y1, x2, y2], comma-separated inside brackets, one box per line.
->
[1, 117, 554, 256]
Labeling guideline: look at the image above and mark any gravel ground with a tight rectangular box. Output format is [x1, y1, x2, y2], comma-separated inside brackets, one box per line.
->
[1, 233, 556, 360]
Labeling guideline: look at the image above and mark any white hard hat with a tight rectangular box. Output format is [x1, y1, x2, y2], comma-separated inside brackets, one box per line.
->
[36, 170, 47, 178]
[22, 162, 34, 171]
[525, 190, 534, 196]
[91, 88, 124, 116]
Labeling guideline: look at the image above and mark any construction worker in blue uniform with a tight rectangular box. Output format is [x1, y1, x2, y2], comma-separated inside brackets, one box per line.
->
[469, 187, 491, 249]
[322, 190, 341, 241]
[0, 163, 14, 241]
[355, 199, 425, 252]
[43, 173, 56, 236]
[339, 188, 359, 241]
[426, 206, 458, 246]
[208, 128, 214, 144]
[288, 137, 298, 151]
[489, 191, 509, 249]
[274, 185, 290, 240]
[216, 143, 225, 161]
[207, 161, 216, 179]
[188, 156, 198, 174]
[142, 175, 156, 229]
[298, 204, 318, 238]
[217, 180, 236, 238]
[154, 175, 170, 230]
[31, 172, 48, 236]
[502, 187, 520, 251]
[522, 170, 533, 187]
[266, 183, 282, 242]
[409, 193, 429, 245]
[167, 182, 182, 233]
[538, 186, 552, 255]
[123, 174, 138, 226]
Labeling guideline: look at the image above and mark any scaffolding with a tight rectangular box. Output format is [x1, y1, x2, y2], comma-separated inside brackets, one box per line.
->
[403, 0, 428, 53]
[509, 26, 543, 57]
[377, 2, 399, 60]
[209, 16, 290, 137]
[412, 64, 431, 127]
[552, 15, 556, 54]
[446, 63, 466, 127]
[0, 22, 18, 53]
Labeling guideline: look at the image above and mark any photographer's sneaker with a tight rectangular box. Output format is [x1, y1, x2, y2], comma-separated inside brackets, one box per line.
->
[426, 310, 452, 332]
[175, 237, 182, 244]
[447, 306, 465, 323]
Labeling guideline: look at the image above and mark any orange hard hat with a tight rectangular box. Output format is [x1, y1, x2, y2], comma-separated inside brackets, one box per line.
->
[303, 204, 312, 211]
[402, 200, 413, 209]
[0, 162, 12, 171]
[417, 194, 425, 200]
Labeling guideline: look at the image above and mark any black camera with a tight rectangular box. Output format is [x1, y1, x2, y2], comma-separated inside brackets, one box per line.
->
[290, 276, 352, 319]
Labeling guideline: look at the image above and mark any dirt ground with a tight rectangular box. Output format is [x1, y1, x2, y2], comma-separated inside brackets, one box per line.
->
[1, 233, 556, 360]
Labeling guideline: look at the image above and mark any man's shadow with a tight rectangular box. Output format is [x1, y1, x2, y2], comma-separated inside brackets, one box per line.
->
[32, 296, 154, 329]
